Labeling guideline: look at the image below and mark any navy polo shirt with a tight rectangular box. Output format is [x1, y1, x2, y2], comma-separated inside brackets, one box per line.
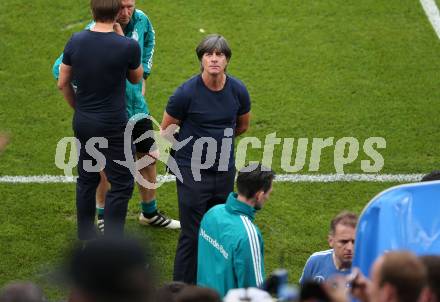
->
[62, 30, 141, 136]
[166, 74, 251, 171]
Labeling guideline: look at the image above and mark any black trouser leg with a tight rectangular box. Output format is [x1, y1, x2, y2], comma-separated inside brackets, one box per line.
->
[76, 152, 100, 240]
[102, 133, 134, 237]
[173, 167, 235, 284]
[75, 129, 133, 240]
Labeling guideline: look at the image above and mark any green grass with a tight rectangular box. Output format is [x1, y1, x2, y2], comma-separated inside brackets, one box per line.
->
[0, 0, 439, 300]
[0, 181, 392, 300]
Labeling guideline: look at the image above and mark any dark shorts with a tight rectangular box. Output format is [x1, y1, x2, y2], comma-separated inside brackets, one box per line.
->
[132, 118, 157, 154]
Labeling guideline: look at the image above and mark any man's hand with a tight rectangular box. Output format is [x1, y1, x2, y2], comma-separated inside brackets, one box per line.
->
[350, 269, 371, 302]
[323, 276, 350, 302]
[235, 112, 250, 136]
[113, 23, 124, 36]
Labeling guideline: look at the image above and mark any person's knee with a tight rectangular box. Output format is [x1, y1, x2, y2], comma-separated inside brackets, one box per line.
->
[137, 151, 159, 168]
[118, 180, 134, 195]
[77, 173, 100, 186]
[107, 177, 134, 198]
[139, 160, 157, 180]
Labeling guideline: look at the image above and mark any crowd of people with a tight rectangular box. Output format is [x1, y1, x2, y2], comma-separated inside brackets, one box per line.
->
[54, 0, 253, 288]
[1, 0, 440, 301]
[1, 234, 439, 302]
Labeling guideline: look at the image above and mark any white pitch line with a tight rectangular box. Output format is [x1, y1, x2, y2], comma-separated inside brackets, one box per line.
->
[420, 0, 440, 40]
[274, 174, 424, 183]
[0, 174, 424, 184]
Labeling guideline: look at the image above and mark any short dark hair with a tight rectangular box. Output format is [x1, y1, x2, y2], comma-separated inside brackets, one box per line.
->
[421, 170, 440, 182]
[67, 238, 153, 302]
[236, 164, 275, 199]
[196, 34, 232, 61]
[380, 252, 427, 302]
[330, 211, 358, 235]
[419, 255, 440, 300]
[90, 0, 121, 23]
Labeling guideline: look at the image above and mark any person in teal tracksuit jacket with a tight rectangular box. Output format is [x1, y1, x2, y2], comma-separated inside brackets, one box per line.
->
[197, 164, 275, 297]
[52, 0, 180, 231]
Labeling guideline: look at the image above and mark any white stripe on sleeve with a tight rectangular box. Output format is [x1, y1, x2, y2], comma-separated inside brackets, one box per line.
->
[240, 216, 263, 286]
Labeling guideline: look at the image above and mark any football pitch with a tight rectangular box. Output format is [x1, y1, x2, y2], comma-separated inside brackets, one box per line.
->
[1, 0, 440, 299]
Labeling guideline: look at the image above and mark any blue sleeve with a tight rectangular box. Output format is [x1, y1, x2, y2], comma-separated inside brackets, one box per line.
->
[234, 234, 265, 289]
[128, 40, 141, 70]
[237, 82, 251, 115]
[166, 85, 190, 121]
[299, 256, 314, 285]
[52, 22, 94, 80]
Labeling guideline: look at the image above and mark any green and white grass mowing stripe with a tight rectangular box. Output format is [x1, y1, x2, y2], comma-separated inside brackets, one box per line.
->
[0, 181, 394, 300]
[420, 0, 440, 39]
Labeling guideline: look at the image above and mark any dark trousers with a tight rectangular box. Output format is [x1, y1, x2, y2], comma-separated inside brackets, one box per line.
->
[75, 127, 134, 240]
[173, 166, 235, 284]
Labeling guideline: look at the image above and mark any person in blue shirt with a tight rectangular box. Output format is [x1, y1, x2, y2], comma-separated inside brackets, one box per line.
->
[57, 0, 143, 239]
[299, 211, 358, 284]
[197, 164, 275, 297]
[53, 0, 180, 232]
[161, 34, 251, 284]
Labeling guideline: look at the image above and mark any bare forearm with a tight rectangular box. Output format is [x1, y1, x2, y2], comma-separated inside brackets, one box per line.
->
[160, 112, 180, 142]
[60, 84, 75, 109]
[128, 65, 143, 84]
[57, 63, 74, 108]
[160, 123, 179, 143]
[235, 126, 248, 136]
[235, 113, 250, 136]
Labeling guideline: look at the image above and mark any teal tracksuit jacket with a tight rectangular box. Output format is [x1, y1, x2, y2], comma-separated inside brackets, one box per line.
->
[197, 192, 265, 297]
[52, 9, 155, 117]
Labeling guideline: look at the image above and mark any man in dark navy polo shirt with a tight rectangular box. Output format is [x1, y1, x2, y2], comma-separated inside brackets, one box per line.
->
[161, 34, 251, 284]
[57, 0, 143, 240]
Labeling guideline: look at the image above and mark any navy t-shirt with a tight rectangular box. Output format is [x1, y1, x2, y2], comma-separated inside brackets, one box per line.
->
[62, 30, 140, 136]
[166, 74, 251, 171]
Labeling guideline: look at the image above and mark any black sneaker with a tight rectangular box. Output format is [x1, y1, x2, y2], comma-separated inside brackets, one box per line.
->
[97, 219, 104, 234]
